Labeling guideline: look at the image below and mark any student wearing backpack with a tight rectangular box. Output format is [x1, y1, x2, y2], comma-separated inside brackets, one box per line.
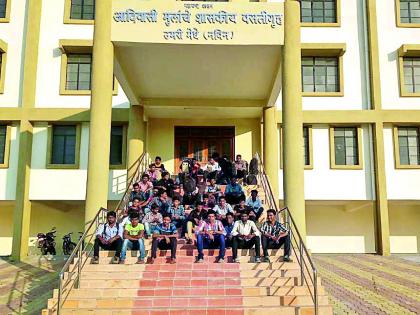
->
[92, 211, 123, 264]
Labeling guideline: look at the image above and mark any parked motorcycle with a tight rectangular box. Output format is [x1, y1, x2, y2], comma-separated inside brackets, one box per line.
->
[62, 232, 83, 255]
[36, 227, 57, 255]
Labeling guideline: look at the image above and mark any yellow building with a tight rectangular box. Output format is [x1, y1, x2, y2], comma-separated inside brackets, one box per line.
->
[0, 0, 419, 260]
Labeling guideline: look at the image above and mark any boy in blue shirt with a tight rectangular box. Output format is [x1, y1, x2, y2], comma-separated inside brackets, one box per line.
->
[150, 215, 178, 264]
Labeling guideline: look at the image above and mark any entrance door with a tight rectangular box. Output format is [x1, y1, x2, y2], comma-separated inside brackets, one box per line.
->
[175, 127, 235, 170]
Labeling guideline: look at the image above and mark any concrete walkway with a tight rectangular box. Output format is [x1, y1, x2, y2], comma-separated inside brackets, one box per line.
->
[0, 256, 64, 315]
[313, 254, 420, 315]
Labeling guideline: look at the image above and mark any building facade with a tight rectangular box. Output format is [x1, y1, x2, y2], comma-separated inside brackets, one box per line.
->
[0, 0, 419, 259]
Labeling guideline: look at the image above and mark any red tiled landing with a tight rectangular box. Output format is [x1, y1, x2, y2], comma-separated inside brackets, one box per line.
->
[144, 263, 240, 271]
[133, 296, 244, 308]
[139, 278, 242, 288]
[137, 287, 243, 297]
[141, 270, 241, 279]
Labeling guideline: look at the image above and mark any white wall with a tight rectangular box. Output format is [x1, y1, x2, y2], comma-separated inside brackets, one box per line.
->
[306, 204, 376, 253]
[0, 0, 27, 107]
[377, 0, 420, 110]
[304, 125, 374, 200]
[384, 126, 420, 200]
[35, 0, 129, 109]
[29, 123, 125, 200]
[0, 125, 18, 200]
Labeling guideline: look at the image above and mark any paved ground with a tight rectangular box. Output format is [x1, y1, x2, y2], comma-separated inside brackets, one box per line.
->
[313, 254, 420, 315]
[0, 254, 419, 314]
[0, 256, 64, 315]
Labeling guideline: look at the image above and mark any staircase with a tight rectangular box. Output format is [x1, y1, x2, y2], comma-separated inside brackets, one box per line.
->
[41, 153, 333, 314]
[44, 242, 332, 314]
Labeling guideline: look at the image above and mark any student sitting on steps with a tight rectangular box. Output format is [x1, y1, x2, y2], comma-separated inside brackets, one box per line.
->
[92, 211, 123, 264]
[231, 212, 261, 263]
[261, 209, 291, 263]
[120, 214, 146, 264]
[195, 210, 226, 263]
[150, 215, 178, 264]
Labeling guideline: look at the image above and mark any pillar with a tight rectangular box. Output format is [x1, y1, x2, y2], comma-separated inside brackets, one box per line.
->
[263, 107, 279, 202]
[11, 0, 42, 260]
[84, 0, 114, 223]
[127, 105, 146, 178]
[372, 123, 390, 255]
[366, 0, 390, 255]
[282, 0, 306, 239]
[11, 121, 33, 260]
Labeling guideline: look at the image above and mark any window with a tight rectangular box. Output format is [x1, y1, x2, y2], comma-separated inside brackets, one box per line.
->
[0, 125, 9, 167]
[65, 54, 92, 91]
[396, 127, 420, 166]
[0, 0, 7, 19]
[403, 57, 420, 93]
[301, 0, 337, 24]
[279, 126, 313, 169]
[399, 0, 420, 24]
[303, 127, 311, 166]
[0, 0, 10, 21]
[49, 125, 80, 168]
[70, 0, 95, 20]
[302, 57, 339, 93]
[330, 127, 362, 169]
[110, 126, 126, 167]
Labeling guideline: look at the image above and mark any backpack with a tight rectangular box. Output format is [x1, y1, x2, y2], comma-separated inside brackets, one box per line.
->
[180, 159, 192, 174]
[248, 158, 259, 175]
[246, 174, 258, 185]
[183, 176, 196, 193]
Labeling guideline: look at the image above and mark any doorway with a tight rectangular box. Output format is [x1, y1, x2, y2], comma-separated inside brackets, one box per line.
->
[174, 126, 235, 170]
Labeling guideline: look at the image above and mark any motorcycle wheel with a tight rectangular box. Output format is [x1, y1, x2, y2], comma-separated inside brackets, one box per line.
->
[68, 242, 76, 254]
[41, 247, 48, 255]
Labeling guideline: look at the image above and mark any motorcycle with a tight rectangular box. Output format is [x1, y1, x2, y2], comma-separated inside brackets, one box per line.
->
[37, 227, 57, 255]
[62, 232, 83, 255]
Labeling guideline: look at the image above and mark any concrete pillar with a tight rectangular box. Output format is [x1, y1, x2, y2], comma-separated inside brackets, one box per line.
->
[11, 120, 33, 260]
[11, 0, 42, 260]
[263, 107, 279, 202]
[282, 0, 306, 239]
[366, 0, 390, 256]
[372, 123, 390, 255]
[84, 0, 114, 223]
[127, 105, 146, 178]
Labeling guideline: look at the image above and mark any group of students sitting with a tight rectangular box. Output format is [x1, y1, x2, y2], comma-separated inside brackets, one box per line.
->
[92, 154, 291, 265]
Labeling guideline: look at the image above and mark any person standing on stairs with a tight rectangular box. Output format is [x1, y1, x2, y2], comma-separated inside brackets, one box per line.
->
[231, 212, 261, 263]
[195, 210, 226, 263]
[150, 215, 178, 264]
[261, 209, 291, 263]
[92, 211, 123, 264]
[120, 214, 146, 264]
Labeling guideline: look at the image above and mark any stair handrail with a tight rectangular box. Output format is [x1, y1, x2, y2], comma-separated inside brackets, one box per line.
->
[55, 152, 150, 314]
[254, 153, 319, 315]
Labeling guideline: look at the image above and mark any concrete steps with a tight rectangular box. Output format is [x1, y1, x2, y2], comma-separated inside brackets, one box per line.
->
[43, 306, 334, 315]
[42, 179, 333, 315]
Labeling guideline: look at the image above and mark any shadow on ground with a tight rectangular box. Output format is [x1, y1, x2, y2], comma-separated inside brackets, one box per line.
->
[0, 256, 65, 315]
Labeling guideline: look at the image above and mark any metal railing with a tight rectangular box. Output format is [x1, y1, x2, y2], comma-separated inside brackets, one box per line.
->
[255, 153, 319, 315]
[55, 152, 150, 314]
